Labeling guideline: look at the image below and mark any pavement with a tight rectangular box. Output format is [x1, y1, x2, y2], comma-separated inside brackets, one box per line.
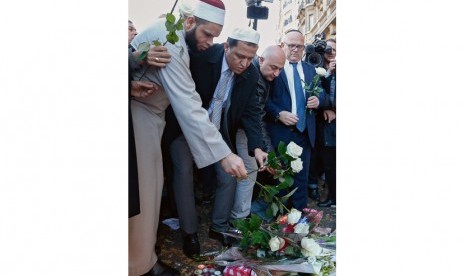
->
[155, 176, 336, 275]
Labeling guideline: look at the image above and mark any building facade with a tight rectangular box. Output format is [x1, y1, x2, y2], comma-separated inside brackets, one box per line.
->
[277, 0, 336, 44]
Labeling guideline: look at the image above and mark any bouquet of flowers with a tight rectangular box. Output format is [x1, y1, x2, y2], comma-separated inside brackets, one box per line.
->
[251, 141, 304, 219]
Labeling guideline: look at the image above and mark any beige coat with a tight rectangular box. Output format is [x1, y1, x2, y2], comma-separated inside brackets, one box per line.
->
[128, 18, 230, 275]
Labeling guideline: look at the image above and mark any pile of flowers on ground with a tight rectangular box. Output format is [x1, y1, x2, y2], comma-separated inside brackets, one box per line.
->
[207, 142, 336, 275]
[213, 209, 335, 275]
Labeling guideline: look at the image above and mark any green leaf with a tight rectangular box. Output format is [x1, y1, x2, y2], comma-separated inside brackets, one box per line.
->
[276, 181, 288, 191]
[271, 202, 279, 216]
[249, 214, 262, 231]
[251, 231, 269, 247]
[285, 246, 294, 255]
[322, 236, 336, 243]
[239, 232, 251, 249]
[265, 206, 273, 217]
[280, 187, 298, 202]
[152, 40, 162, 46]
[268, 187, 279, 197]
[166, 32, 179, 44]
[267, 150, 276, 160]
[284, 174, 294, 186]
[263, 192, 273, 203]
[165, 21, 176, 32]
[175, 19, 184, 30]
[278, 141, 286, 155]
[166, 13, 176, 23]
[312, 75, 319, 84]
[270, 223, 279, 230]
[136, 51, 148, 62]
[233, 218, 250, 234]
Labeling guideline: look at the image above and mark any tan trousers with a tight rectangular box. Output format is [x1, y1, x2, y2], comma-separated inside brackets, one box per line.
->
[128, 98, 167, 276]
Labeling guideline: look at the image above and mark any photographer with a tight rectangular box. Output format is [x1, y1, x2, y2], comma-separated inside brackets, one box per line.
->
[308, 38, 337, 207]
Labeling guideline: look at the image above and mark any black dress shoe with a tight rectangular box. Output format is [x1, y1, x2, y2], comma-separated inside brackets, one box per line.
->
[309, 188, 320, 201]
[141, 260, 180, 276]
[318, 199, 336, 207]
[208, 227, 240, 246]
[183, 233, 200, 258]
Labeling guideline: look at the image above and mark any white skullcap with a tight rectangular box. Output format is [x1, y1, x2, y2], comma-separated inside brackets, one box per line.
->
[229, 27, 260, 45]
[178, 0, 196, 17]
[193, 0, 226, 26]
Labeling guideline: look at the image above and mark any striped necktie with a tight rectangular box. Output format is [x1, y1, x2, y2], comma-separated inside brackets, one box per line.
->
[210, 69, 233, 129]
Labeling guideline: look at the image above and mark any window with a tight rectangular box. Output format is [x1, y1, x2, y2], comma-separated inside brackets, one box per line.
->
[308, 14, 314, 29]
[283, 14, 293, 26]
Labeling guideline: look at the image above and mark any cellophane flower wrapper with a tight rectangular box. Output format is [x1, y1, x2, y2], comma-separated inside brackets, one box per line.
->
[212, 247, 327, 275]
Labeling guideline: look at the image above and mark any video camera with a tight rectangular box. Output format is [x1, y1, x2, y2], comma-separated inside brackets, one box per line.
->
[304, 33, 333, 68]
[245, 0, 273, 20]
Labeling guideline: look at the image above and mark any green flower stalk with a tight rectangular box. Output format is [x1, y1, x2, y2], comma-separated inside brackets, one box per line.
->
[135, 0, 185, 80]
[301, 67, 326, 115]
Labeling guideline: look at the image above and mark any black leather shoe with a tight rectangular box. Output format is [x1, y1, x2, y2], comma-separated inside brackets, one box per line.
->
[208, 227, 240, 246]
[318, 199, 336, 207]
[142, 260, 180, 276]
[309, 188, 320, 201]
[183, 233, 200, 258]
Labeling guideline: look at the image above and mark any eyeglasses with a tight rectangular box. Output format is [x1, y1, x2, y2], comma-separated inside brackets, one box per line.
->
[284, 42, 304, 50]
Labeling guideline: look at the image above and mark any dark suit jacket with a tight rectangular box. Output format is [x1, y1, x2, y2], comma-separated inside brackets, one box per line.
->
[317, 69, 336, 147]
[164, 44, 263, 155]
[252, 57, 273, 153]
[264, 61, 326, 148]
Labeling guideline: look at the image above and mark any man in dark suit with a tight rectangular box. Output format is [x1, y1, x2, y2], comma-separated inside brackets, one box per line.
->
[230, 45, 286, 221]
[164, 27, 267, 257]
[265, 29, 326, 211]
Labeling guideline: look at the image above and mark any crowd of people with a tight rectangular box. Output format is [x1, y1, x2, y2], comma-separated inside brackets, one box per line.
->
[128, 0, 336, 275]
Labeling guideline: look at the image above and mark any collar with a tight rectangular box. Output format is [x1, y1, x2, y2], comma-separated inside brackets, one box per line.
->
[286, 60, 301, 67]
[221, 54, 230, 74]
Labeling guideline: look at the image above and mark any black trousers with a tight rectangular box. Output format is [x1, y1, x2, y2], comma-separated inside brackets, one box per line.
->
[309, 141, 336, 202]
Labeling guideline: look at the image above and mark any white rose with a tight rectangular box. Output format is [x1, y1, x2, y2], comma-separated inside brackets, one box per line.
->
[287, 208, 302, 224]
[269, 236, 281, 251]
[269, 236, 286, 251]
[286, 141, 303, 158]
[291, 158, 303, 173]
[315, 67, 327, 77]
[301, 237, 322, 257]
[293, 223, 309, 235]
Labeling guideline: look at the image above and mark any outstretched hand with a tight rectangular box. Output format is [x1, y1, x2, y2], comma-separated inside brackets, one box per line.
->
[221, 153, 247, 179]
[131, 80, 160, 98]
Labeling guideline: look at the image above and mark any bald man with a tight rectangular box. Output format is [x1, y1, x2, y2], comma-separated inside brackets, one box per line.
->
[230, 45, 286, 221]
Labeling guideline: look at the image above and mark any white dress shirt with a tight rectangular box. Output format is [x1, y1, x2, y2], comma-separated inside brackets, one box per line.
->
[283, 60, 305, 115]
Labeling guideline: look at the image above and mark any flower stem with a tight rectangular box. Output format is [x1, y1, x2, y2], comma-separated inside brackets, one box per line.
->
[170, 0, 179, 14]
[260, 226, 300, 247]
[250, 177, 290, 213]
[137, 66, 149, 81]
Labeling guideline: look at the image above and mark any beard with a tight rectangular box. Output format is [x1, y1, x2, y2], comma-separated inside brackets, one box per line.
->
[185, 26, 199, 53]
